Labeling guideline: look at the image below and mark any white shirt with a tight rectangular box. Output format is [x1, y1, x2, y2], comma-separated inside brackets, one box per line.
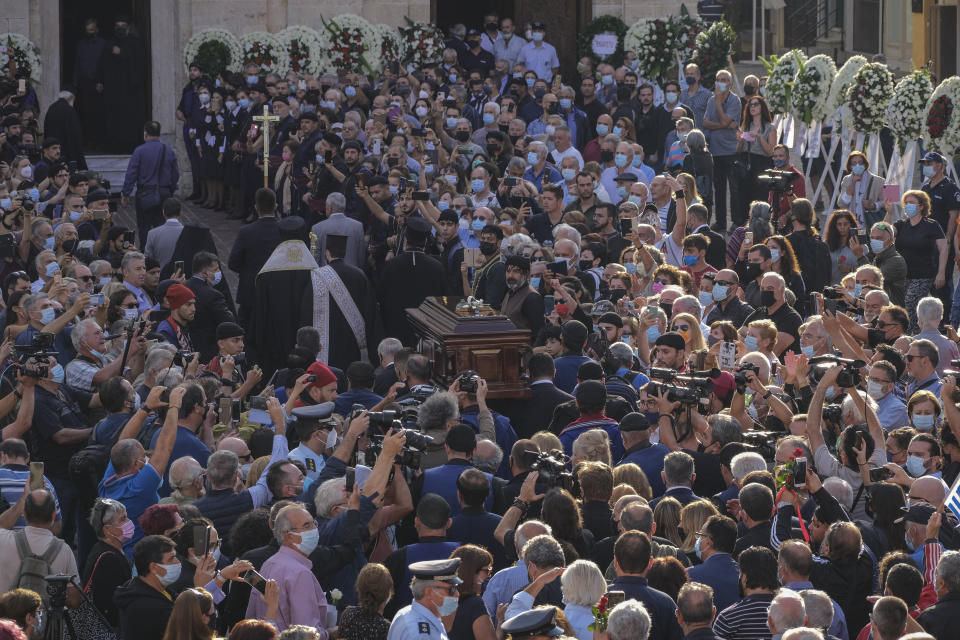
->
[550, 146, 584, 171]
[0, 526, 79, 593]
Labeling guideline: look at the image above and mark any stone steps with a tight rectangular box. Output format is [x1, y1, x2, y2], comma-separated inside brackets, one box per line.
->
[85, 155, 130, 192]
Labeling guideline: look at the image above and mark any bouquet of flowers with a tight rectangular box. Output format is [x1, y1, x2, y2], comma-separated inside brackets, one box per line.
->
[924, 76, 960, 155]
[775, 447, 807, 489]
[843, 62, 894, 135]
[791, 54, 837, 125]
[760, 49, 806, 116]
[373, 23, 403, 71]
[239, 32, 286, 75]
[182, 28, 242, 76]
[0, 33, 42, 83]
[886, 69, 933, 148]
[672, 10, 704, 62]
[277, 26, 324, 75]
[587, 595, 609, 632]
[692, 20, 736, 91]
[400, 18, 445, 67]
[624, 19, 677, 82]
[320, 15, 375, 73]
[826, 55, 868, 119]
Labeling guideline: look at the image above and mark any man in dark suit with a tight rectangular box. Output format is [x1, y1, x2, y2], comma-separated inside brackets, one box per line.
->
[505, 353, 571, 439]
[42, 90, 87, 170]
[676, 581, 721, 640]
[686, 515, 740, 612]
[686, 203, 725, 270]
[186, 251, 236, 361]
[649, 451, 703, 509]
[732, 483, 775, 556]
[373, 337, 403, 396]
[228, 188, 282, 327]
[608, 531, 684, 640]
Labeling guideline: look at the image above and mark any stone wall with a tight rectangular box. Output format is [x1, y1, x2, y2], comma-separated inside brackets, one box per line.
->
[596, 0, 689, 22]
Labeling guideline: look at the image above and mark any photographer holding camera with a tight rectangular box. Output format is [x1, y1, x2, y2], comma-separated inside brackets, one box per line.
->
[453, 372, 516, 479]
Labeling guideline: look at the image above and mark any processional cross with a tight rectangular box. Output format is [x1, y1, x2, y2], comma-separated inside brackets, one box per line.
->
[253, 104, 279, 188]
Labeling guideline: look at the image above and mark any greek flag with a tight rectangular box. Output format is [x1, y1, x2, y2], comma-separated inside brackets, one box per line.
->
[947, 475, 960, 522]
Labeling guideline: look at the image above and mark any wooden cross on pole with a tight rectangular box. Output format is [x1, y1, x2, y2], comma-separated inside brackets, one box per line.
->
[252, 104, 279, 188]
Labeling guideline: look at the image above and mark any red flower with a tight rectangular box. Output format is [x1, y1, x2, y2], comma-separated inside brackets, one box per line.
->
[793, 447, 804, 458]
[597, 596, 608, 613]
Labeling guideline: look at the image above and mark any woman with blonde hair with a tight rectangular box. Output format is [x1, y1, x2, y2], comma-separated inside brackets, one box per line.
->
[560, 560, 607, 639]
[531, 431, 563, 457]
[653, 496, 683, 546]
[670, 312, 706, 353]
[612, 463, 652, 500]
[678, 500, 719, 563]
[338, 563, 393, 640]
[571, 429, 611, 467]
[676, 172, 701, 206]
[161, 587, 216, 640]
[610, 483, 639, 504]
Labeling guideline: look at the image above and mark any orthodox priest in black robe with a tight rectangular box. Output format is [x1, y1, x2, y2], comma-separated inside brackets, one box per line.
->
[247, 217, 315, 377]
[100, 17, 146, 153]
[377, 217, 449, 347]
[317, 234, 381, 371]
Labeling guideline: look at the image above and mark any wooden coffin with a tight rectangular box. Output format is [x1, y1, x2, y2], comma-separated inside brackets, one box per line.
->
[406, 297, 531, 399]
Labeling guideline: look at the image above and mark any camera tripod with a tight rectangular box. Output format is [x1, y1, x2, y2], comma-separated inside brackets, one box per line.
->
[43, 575, 78, 640]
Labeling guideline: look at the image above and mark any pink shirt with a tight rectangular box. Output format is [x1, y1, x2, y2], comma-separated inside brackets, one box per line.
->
[246, 545, 329, 637]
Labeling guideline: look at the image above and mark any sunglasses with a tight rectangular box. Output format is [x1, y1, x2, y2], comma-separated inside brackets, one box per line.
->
[905, 354, 924, 361]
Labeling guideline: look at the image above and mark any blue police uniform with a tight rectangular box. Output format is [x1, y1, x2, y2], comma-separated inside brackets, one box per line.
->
[420, 461, 495, 516]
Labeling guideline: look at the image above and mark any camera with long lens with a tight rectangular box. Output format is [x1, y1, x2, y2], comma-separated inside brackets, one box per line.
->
[645, 367, 717, 405]
[757, 169, 797, 192]
[733, 362, 760, 392]
[523, 450, 578, 493]
[364, 420, 435, 470]
[741, 431, 779, 462]
[172, 349, 194, 368]
[822, 403, 843, 423]
[821, 286, 851, 313]
[399, 384, 439, 406]
[14, 332, 57, 377]
[808, 355, 864, 388]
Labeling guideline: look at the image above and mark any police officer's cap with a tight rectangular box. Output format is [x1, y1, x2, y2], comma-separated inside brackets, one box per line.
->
[501, 608, 564, 639]
[408, 558, 463, 584]
[291, 401, 335, 422]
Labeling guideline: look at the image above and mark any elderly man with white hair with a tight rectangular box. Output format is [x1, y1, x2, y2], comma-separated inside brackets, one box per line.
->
[915, 296, 960, 376]
[310, 191, 365, 269]
[606, 599, 652, 640]
[159, 456, 205, 506]
[522, 140, 562, 192]
[66, 317, 144, 392]
[482, 519, 552, 617]
[768, 588, 807, 639]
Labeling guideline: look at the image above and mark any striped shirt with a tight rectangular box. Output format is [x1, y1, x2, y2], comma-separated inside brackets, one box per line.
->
[0, 466, 61, 530]
[713, 592, 775, 640]
[680, 86, 713, 129]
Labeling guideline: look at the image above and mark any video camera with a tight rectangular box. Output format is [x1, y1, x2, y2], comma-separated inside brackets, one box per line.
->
[363, 420, 435, 470]
[741, 431, 779, 462]
[13, 332, 57, 377]
[808, 355, 864, 388]
[645, 367, 717, 406]
[523, 450, 578, 494]
[757, 169, 797, 192]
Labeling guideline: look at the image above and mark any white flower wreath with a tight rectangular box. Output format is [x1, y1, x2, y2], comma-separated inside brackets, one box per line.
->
[319, 14, 377, 73]
[400, 22, 445, 67]
[791, 54, 836, 125]
[182, 28, 242, 74]
[762, 49, 806, 116]
[239, 31, 287, 75]
[842, 62, 894, 135]
[923, 76, 960, 156]
[826, 55, 868, 121]
[887, 69, 933, 146]
[277, 26, 325, 76]
[0, 33, 42, 83]
[371, 23, 403, 73]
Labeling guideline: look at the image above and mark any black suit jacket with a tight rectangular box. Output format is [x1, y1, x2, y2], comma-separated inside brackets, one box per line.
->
[228, 217, 283, 312]
[693, 225, 726, 270]
[43, 98, 87, 170]
[373, 363, 398, 396]
[185, 276, 236, 361]
[505, 381, 573, 439]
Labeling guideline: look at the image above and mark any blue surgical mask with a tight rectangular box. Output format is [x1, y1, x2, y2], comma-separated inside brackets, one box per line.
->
[0, 198, 9, 210]
[628, 195, 645, 207]
[445, 117, 458, 129]
[682, 254, 698, 267]
[624, 262, 638, 275]
[238, 98, 249, 109]
[294, 528, 319, 555]
[923, 165, 935, 178]
[471, 218, 485, 231]
[614, 153, 628, 168]
[617, 186, 627, 198]
[773, 158, 787, 168]
[561, 168, 577, 182]
[905, 454, 926, 477]
[344, 86, 357, 98]
[769, 248, 780, 262]
[904, 203, 919, 217]
[527, 152, 539, 166]
[212, 270, 222, 285]
[437, 595, 459, 616]
[316, 154, 324, 165]
[28, 189, 39, 201]
[744, 335, 759, 351]
[694, 536, 703, 559]
[801, 345, 815, 358]
[851, 164, 866, 175]
[124, 308, 139, 321]
[853, 283, 862, 297]
[158, 561, 182, 586]
[449, 74, 458, 83]
[437, 200, 450, 211]
[482, 113, 495, 125]
[445, 174, 458, 185]
[698, 291, 713, 307]
[50, 363, 65, 384]
[716, 81, 728, 92]
[559, 98, 571, 110]
[45, 262, 60, 277]
[612, 126, 623, 137]
[665, 91, 678, 103]
[40, 307, 56, 324]
[711, 284, 727, 301]
[646, 325, 660, 343]
[471, 179, 485, 193]
[912, 414, 935, 432]
[44, 237, 55, 251]
[631, 155, 643, 168]
[601, 74, 613, 86]
[596, 124, 609, 136]
[530, 277, 541, 290]
[525, 77, 536, 88]
[99, 276, 112, 287]
[870, 238, 885, 253]
[389, 185, 399, 195]
[69, 210, 83, 222]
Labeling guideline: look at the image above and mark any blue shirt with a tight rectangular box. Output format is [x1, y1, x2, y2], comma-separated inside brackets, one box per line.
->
[124, 281, 153, 314]
[553, 355, 591, 393]
[0, 465, 61, 529]
[333, 388, 383, 417]
[99, 462, 163, 557]
[457, 227, 481, 249]
[482, 559, 528, 617]
[121, 139, 179, 196]
[703, 92, 741, 156]
[620, 442, 669, 496]
[523, 164, 563, 194]
[875, 391, 909, 431]
[784, 580, 849, 640]
[516, 42, 560, 81]
[150, 425, 211, 497]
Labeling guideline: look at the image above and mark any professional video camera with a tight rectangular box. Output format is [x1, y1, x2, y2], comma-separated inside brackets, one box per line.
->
[13, 332, 58, 377]
[741, 431, 779, 462]
[367, 407, 421, 433]
[645, 367, 717, 406]
[523, 449, 578, 493]
[808, 355, 864, 388]
[363, 420, 435, 470]
[757, 169, 797, 192]
[397, 384, 439, 407]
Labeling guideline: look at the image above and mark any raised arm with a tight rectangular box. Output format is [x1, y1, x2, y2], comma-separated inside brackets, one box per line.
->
[150, 386, 185, 475]
[806, 365, 843, 453]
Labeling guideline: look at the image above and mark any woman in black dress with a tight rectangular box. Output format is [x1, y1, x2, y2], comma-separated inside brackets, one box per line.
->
[448, 545, 496, 640]
[338, 563, 393, 640]
[82, 498, 134, 628]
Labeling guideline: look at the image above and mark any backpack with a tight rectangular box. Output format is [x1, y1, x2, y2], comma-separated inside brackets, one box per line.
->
[14, 529, 65, 604]
[68, 418, 129, 510]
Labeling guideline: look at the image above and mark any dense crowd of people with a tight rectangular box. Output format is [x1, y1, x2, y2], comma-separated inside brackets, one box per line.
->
[0, 10, 959, 640]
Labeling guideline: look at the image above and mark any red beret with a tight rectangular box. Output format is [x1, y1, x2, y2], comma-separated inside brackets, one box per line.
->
[306, 361, 338, 388]
[165, 283, 196, 310]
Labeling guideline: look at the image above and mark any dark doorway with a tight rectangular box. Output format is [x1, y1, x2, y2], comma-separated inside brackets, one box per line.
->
[938, 6, 957, 79]
[60, 0, 151, 153]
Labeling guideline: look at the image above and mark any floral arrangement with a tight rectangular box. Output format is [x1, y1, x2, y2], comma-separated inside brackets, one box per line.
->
[672, 11, 704, 62]
[886, 69, 932, 148]
[843, 62, 894, 135]
[0, 33, 42, 83]
[239, 31, 286, 75]
[578, 15, 628, 68]
[791, 54, 837, 125]
[587, 595, 609, 631]
[826, 55, 868, 118]
[320, 15, 375, 73]
[924, 76, 960, 155]
[373, 23, 403, 71]
[624, 19, 677, 82]
[182, 28, 242, 76]
[400, 18, 445, 67]
[692, 21, 736, 91]
[277, 26, 324, 75]
[775, 447, 807, 490]
[760, 49, 806, 116]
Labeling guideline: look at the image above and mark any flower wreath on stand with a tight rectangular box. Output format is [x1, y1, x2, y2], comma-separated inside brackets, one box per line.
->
[321, 15, 378, 74]
[886, 69, 932, 151]
[624, 19, 677, 83]
[671, 8, 704, 65]
[826, 55, 868, 125]
[400, 18, 445, 68]
[791, 54, 836, 126]
[691, 20, 736, 92]
[578, 15, 628, 69]
[843, 62, 894, 136]
[924, 76, 960, 157]
[0, 33, 42, 84]
[372, 23, 403, 73]
[239, 31, 287, 75]
[277, 26, 324, 75]
[760, 49, 806, 117]
[182, 28, 242, 76]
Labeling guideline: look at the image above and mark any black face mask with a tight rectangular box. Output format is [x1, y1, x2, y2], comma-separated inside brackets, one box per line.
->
[469, 40, 481, 49]
[508, 134, 521, 145]
[488, 145, 501, 154]
[454, 131, 471, 142]
[485, 22, 499, 32]
[600, 150, 614, 163]
[760, 290, 777, 307]
[744, 263, 762, 281]
[578, 260, 593, 272]
[479, 241, 498, 256]
[114, 26, 128, 38]
[660, 302, 673, 318]
[609, 289, 627, 303]
[62, 238, 78, 254]
[498, 125, 510, 133]
[744, 85, 757, 96]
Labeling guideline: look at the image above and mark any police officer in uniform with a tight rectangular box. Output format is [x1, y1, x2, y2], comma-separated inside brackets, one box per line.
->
[387, 558, 463, 640]
[288, 401, 337, 488]
[501, 607, 566, 639]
